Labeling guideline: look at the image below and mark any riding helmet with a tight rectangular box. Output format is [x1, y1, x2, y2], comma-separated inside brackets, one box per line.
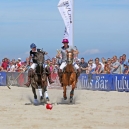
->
[30, 43, 36, 49]
[62, 39, 69, 43]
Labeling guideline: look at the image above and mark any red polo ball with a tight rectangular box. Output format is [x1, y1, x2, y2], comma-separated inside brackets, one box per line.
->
[46, 103, 53, 110]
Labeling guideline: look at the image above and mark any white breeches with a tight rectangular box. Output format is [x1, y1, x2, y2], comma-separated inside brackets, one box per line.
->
[60, 62, 79, 70]
[30, 63, 47, 70]
[30, 63, 37, 69]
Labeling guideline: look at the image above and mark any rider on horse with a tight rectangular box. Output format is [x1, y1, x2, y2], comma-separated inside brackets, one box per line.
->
[24, 43, 54, 87]
[56, 39, 80, 86]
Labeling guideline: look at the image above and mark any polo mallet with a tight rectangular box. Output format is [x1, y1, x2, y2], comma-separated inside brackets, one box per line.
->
[7, 66, 29, 89]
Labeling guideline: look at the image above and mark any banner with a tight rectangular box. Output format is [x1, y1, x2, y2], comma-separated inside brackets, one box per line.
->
[58, 0, 73, 46]
[112, 75, 129, 92]
[0, 72, 6, 86]
[77, 74, 129, 92]
[77, 73, 112, 91]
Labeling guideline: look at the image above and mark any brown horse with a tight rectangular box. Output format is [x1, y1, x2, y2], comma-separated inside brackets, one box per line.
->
[30, 50, 50, 104]
[62, 49, 78, 103]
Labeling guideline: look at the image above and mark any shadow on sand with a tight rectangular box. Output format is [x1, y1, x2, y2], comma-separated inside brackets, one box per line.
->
[25, 96, 46, 106]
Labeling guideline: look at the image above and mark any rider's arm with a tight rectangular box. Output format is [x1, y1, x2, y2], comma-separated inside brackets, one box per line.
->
[56, 54, 61, 59]
[56, 50, 62, 59]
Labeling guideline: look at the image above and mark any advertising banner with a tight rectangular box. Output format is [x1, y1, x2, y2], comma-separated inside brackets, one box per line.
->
[78, 74, 129, 92]
[112, 74, 129, 92]
[0, 72, 6, 86]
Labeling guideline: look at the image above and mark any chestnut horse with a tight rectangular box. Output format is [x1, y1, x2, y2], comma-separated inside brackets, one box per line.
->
[30, 50, 49, 104]
[62, 50, 77, 103]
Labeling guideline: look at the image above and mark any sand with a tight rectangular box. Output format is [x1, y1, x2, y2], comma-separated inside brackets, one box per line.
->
[0, 86, 129, 129]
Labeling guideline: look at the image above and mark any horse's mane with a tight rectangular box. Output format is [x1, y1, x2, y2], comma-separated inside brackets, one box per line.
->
[35, 50, 45, 74]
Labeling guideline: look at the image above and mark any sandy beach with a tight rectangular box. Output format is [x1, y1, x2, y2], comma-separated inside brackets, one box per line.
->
[0, 86, 129, 129]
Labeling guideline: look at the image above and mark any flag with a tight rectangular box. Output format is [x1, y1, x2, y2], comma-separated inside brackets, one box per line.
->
[58, 0, 73, 46]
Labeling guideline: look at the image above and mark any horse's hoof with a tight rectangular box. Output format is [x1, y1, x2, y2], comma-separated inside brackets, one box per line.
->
[64, 97, 67, 100]
[70, 97, 73, 103]
[34, 99, 39, 105]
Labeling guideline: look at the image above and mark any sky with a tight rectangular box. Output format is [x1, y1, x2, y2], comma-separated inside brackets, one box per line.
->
[0, 0, 129, 62]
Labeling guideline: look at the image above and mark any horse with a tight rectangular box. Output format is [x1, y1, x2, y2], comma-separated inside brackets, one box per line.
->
[62, 49, 78, 103]
[30, 50, 49, 104]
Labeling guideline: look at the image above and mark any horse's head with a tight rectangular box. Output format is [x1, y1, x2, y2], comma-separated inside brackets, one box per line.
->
[66, 49, 74, 64]
[35, 50, 45, 67]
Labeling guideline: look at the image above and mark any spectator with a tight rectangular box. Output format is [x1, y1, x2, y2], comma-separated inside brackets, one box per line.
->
[52, 57, 57, 65]
[101, 57, 106, 65]
[75, 59, 80, 67]
[15, 60, 22, 72]
[79, 57, 88, 73]
[123, 64, 128, 74]
[104, 61, 111, 74]
[110, 56, 121, 74]
[18, 58, 22, 65]
[107, 58, 111, 65]
[8, 61, 15, 72]
[119, 56, 123, 64]
[86, 59, 96, 74]
[49, 61, 54, 73]
[1, 58, 8, 71]
[121, 54, 128, 65]
[95, 63, 103, 74]
[94, 58, 104, 74]
[46, 59, 51, 67]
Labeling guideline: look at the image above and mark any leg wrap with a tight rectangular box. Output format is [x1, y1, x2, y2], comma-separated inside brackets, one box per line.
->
[58, 69, 63, 83]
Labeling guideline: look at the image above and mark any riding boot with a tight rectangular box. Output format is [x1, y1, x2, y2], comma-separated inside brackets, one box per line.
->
[76, 68, 81, 81]
[58, 69, 63, 87]
[47, 74, 54, 84]
[24, 68, 34, 87]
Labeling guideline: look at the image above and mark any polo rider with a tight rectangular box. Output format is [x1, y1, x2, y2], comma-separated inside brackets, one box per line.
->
[56, 39, 80, 86]
[24, 43, 54, 87]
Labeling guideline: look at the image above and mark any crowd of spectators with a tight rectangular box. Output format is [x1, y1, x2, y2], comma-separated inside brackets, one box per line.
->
[78, 54, 129, 74]
[0, 58, 27, 72]
[0, 54, 129, 75]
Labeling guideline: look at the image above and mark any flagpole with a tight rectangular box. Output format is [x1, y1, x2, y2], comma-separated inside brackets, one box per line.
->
[68, 0, 74, 47]
[71, 0, 74, 47]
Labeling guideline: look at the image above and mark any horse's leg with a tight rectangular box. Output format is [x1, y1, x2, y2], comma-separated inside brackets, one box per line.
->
[38, 86, 43, 102]
[32, 86, 38, 104]
[63, 86, 67, 100]
[70, 81, 76, 103]
[44, 86, 49, 102]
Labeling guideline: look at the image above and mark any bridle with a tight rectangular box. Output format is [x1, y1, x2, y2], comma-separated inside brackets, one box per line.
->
[66, 50, 74, 64]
